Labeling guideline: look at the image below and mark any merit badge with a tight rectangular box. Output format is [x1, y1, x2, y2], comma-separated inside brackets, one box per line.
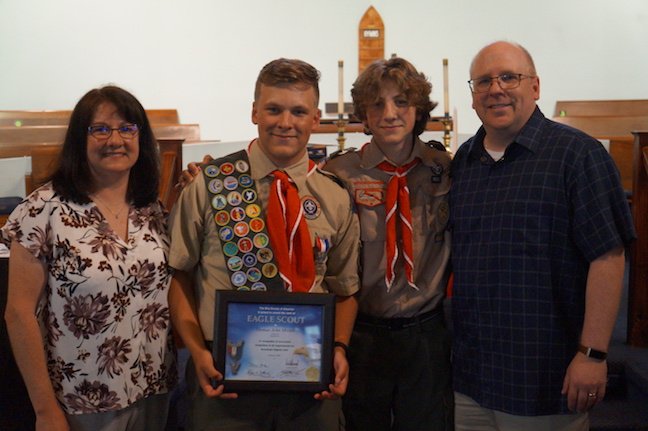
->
[301, 196, 321, 220]
[234, 221, 250, 237]
[220, 162, 235, 175]
[251, 282, 267, 291]
[242, 189, 257, 203]
[262, 263, 278, 278]
[249, 218, 265, 233]
[231, 271, 247, 287]
[242, 253, 257, 267]
[247, 267, 262, 282]
[239, 175, 253, 188]
[215, 211, 230, 226]
[227, 191, 242, 206]
[211, 195, 227, 210]
[223, 242, 239, 257]
[235, 159, 250, 173]
[245, 204, 261, 219]
[253, 233, 270, 248]
[219, 226, 234, 241]
[230, 207, 246, 222]
[208, 179, 223, 194]
[238, 237, 254, 253]
[257, 247, 273, 263]
[227, 256, 243, 271]
[237, 286, 251, 291]
[204, 165, 220, 177]
[223, 176, 239, 191]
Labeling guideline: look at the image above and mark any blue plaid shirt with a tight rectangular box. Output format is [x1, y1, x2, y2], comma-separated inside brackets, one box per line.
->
[449, 107, 636, 415]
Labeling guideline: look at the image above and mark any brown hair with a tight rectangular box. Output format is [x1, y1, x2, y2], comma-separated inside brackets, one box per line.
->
[51, 85, 159, 207]
[351, 57, 436, 136]
[254, 58, 320, 105]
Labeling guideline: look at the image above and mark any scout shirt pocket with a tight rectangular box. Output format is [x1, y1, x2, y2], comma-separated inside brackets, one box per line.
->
[350, 179, 386, 243]
[418, 171, 450, 243]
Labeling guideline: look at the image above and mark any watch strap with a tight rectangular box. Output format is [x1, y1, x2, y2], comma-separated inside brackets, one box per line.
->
[578, 344, 607, 360]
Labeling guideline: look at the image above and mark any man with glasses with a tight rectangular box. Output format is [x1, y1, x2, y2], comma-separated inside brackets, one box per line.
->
[449, 41, 635, 430]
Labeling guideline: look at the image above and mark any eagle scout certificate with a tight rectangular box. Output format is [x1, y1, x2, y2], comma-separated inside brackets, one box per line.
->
[213, 290, 335, 392]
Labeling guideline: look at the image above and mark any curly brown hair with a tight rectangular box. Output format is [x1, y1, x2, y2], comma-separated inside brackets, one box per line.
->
[351, 57, 437, 136]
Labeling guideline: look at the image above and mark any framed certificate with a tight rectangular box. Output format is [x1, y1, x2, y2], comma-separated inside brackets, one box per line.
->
[213, 290, 336, 392]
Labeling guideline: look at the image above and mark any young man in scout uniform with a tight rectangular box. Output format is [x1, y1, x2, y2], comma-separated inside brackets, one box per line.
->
[168, 58, 360, 431]
[324, 57, 453, 431]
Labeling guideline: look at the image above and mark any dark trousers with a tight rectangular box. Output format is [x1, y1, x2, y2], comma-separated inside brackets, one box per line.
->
[185, 356, 342, 431]
[343, 310, 454, 431]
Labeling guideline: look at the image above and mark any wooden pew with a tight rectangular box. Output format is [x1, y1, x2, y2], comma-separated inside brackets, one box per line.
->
[552, 100, 648, 194]
[0, 123, 200, 159]
[628, 131, 648, 347]
[554, 99, 648, 117]
[0, 109, 180, 127]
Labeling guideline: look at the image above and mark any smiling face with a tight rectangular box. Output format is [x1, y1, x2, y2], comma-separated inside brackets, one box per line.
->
[470, 42, 540, 144]
[86, 102, 139, 185]
[364, 80, 417, 149]
[252, 83, 320, 167]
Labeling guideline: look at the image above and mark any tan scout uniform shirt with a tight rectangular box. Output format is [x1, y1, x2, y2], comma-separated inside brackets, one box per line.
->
[168, 140, 361, 340]
[324, 138, 451, 318]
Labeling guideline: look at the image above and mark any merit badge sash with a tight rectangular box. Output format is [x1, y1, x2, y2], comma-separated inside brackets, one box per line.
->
[203, 150, 284, 292]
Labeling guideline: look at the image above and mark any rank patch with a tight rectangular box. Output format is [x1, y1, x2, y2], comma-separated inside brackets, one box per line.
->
[302, 196, 321, 220]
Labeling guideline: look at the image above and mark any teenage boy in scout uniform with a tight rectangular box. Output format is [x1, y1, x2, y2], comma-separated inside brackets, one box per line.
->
[324, 57, 453, 431]
[168, 58, 360, 431]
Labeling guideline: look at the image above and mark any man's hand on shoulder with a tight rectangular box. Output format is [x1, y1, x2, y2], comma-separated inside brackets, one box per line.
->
[176, 154, 214, 189]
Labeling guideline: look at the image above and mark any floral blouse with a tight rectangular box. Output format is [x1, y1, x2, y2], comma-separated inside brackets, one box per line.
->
[1, 183, 176, 415]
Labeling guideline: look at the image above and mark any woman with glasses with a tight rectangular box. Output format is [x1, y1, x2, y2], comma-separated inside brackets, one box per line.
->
[2, 86, 176, 431]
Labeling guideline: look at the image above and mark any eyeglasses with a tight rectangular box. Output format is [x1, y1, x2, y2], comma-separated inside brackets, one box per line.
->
[467, 73, 535, 93]
[87, 123, 139, 140]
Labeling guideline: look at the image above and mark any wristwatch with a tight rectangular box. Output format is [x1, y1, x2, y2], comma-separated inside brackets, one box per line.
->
[578, 344, 607, 361]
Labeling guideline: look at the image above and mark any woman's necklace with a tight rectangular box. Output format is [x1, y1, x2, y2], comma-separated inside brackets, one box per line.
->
[92, 195, 128, 220]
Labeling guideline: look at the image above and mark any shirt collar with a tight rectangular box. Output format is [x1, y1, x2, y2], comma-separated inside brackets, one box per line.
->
[467, 106, 546, 160]
[248, 139, 311, 189]
[360, 137, 422, 169]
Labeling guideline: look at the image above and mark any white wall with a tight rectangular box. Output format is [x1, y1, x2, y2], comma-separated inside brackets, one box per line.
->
[1, 0, 647, 144]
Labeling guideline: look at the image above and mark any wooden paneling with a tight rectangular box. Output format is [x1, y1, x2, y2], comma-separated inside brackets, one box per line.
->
[554, 100, 648, 118]
[0, 109, 180, 127]
[628, 131, 648, 347]
[0, 123, 200, 158]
